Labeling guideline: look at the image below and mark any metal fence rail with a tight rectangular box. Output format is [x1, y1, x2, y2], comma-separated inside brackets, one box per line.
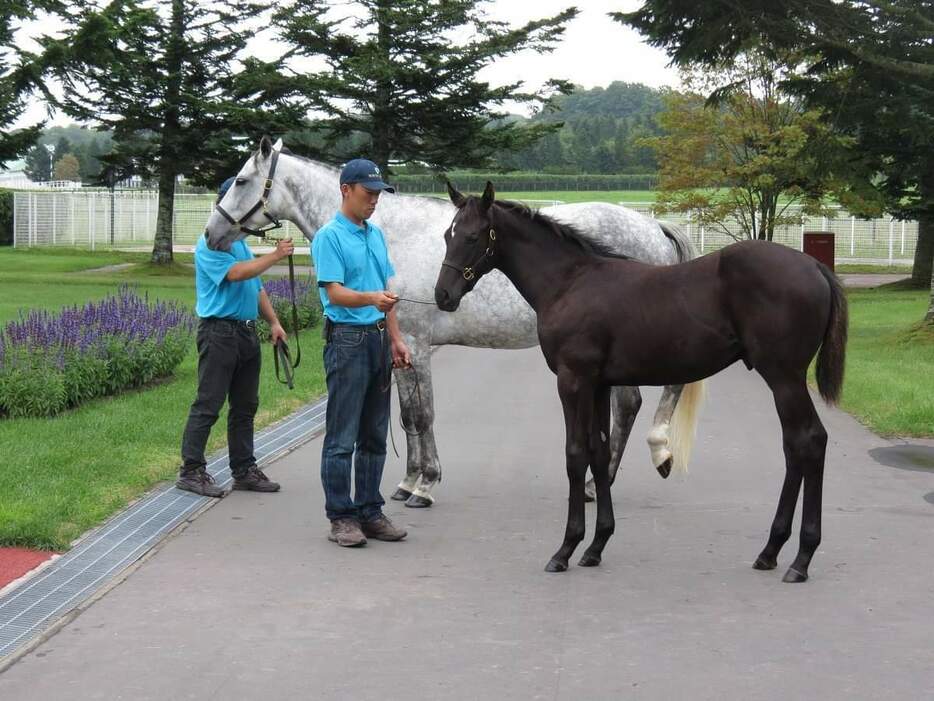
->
[620, 203, 918, 265]
[13, 190, 919, 264]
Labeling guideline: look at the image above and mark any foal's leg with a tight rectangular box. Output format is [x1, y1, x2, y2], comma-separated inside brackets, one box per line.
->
[546, 371, 594, 573]
[391, 364, 424, 501]
[579, 385, 614, 567]
[646, 384, 685, 478]
[584, 385, 641, 503]
[756, 376, 828, 583]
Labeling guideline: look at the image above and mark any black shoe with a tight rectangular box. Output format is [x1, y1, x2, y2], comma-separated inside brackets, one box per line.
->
[232, 466, 280, 492]
[176, 469, 226, 498]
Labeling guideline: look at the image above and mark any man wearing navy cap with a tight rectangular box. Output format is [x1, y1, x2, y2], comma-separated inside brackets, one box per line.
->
[312, 158, 411, 547]
[176, 176, 295, 497]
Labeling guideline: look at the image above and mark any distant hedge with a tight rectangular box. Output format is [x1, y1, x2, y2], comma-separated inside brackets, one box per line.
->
[392, 173, 658, 193]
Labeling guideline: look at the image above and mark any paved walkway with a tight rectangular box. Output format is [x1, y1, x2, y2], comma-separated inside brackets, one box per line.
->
[0, 347, 931, 699]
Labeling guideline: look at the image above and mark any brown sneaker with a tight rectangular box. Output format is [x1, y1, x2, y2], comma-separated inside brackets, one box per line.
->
[328, 518, 367, 547]
[176, 468, 226, 498]
[232, 466, 280, 492]
[361, 514, 407, 542]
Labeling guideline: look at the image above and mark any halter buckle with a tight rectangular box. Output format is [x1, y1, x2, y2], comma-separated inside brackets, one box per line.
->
[463, 268, 475, 281]
[264, 179, 273, 190]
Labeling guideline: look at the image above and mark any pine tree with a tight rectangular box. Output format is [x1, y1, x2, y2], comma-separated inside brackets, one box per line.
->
[44, 0, 307, 263]
[273, 0, 577, 173]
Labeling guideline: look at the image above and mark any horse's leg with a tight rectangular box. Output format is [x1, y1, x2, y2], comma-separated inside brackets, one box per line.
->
[546, 370, 593, 573]
[390, 362, 424, 502]
[579, 385, 614, 567]
[756, 374, 828, 583]
[584, 385, 641, 503]
[394, 344, 442, 509]
[646, 384, 685, 478]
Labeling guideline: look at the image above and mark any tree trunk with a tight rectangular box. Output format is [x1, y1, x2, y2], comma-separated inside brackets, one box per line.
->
[152, 169, 175, 264]
[912, 213, 933, 288]
[371, 0, 393, 174]
[150, 0, 185, 265]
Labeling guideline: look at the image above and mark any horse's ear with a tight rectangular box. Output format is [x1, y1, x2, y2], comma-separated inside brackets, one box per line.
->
[260, 135, 272, 158]
[481, 181, 495, 210]
[446, 178, 466, 208]
[272, 138, 284, 151]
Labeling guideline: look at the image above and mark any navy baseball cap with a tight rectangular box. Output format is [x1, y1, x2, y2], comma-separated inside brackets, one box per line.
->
[218, 176, 236, 199]
[339, 159, 395, 193]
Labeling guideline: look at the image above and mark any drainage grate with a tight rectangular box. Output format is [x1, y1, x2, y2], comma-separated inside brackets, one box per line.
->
[0, 397, 327, 661]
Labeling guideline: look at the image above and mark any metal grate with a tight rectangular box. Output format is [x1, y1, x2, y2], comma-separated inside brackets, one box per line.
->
[0, 397, 327, 661]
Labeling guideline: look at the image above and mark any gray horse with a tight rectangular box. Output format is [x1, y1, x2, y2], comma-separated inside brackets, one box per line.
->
[203, 137, 702, 507]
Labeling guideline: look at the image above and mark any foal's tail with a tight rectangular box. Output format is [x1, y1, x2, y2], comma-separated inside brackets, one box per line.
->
[815, 264, 848, 405]
[658, 221, 698, 263]
[669, 380, 706, 474]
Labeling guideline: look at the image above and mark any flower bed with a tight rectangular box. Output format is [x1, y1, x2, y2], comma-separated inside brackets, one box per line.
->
[258, 277, 322, 341]
[0, 287, 195, 418]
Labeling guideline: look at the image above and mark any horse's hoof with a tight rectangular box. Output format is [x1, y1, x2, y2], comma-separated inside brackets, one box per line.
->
[391, 488, 413, 501]
[404, 494, 433, 508]
[578, 553, 601, 567]
[656, 458, 672, 479]
[584, 480, 596, 503]
[753, 555, 777, 571]
[545, 559, 568, 573]
[782, 567, 809, 583]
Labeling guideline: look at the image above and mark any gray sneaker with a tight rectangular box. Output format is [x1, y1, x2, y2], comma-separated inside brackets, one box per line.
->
[361, 514, 407, 542]
[176, 469, 226, 498]
[328, 518, 367, 547]
[232, 466, 280, 492]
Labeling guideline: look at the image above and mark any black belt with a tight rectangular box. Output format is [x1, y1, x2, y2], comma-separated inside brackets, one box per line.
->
[327, 319, 386, 332]
[203, 317, 256, 329]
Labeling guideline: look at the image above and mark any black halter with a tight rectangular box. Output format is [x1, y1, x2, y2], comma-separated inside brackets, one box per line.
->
[214, 149, 284, 238]
[441, 227, 496, 281]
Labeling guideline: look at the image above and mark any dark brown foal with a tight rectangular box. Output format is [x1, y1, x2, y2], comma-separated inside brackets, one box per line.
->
[435, 182, 847, 583]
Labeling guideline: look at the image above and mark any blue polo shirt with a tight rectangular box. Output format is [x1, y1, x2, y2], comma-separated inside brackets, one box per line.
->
[312, 212, 396, 325]
[194, 236, 262, 320]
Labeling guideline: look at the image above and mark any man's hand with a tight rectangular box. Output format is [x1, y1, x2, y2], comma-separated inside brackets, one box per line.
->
[269, 322, 288, 346]
[370, 291, 399, 312]
[391, 338, 411, 369]
[274, 238, 294, 260]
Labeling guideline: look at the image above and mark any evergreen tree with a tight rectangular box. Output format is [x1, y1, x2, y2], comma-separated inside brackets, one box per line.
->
[44, 0, 307, 263]
[273, 0, 577, 173]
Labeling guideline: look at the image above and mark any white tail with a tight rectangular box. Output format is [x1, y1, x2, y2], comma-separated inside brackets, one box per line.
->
[669, 380, 706, 474]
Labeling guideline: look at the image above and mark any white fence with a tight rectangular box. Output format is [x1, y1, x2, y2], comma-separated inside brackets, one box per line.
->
[620, 203, 917, 265]
[13, 190, 919, 264]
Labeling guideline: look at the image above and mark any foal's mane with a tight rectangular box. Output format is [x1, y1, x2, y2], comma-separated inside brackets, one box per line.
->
[494, 200, 627, 260]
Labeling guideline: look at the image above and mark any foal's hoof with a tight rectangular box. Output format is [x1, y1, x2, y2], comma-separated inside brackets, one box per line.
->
[782, 567, 809, 583]
[390, 488, 413, 501]
[583, 480, 596, 503]
[656, 458, 672, 479]
[545, 558, 568, 573]
[404, 494, 433, 508]
[578, 553, 601, 567]
[753, 555, 778, 571]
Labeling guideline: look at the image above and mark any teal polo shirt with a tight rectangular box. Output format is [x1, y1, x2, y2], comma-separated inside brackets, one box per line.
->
[312, 212, 396, 325]
[194, 236, 262, 320]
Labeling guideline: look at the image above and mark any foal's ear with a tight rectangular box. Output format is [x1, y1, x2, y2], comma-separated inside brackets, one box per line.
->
[481, 181, 495, 210]
[445, 178, 466, 208]
[260, 135, 273, 158]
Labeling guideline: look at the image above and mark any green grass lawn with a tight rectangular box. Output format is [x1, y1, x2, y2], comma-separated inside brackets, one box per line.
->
[0, 247, 325, 550]
[833, 284, 933, 437]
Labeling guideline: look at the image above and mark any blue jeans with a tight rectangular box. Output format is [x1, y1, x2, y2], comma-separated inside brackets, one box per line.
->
[320, 323, 391, 522]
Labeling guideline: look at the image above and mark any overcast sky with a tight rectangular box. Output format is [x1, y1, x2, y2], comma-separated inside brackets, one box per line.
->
[14, 0, 680, 129]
